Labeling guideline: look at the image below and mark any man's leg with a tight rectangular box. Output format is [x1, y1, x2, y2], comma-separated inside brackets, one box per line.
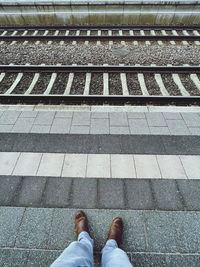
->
[51, 210, 94, 267]
[102, 239, 133, 267]
[101, 217, 133, 267]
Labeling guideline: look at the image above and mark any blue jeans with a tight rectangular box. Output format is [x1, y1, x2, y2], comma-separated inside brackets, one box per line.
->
[51, 231, 133, 267]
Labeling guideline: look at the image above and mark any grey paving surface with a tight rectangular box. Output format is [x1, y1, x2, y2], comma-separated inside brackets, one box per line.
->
[1, 176, 200, 211]
[1, 133, 200, 155]
[0, 207, 200, 267]
[0, 110, 199, 136]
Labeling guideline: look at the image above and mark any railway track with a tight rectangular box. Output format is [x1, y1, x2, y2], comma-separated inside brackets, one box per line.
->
[0, 64, 200, 105]
[0, 25, 200, 45]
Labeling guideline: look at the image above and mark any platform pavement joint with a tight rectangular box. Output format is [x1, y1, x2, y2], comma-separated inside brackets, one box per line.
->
[0, 110, 200, 135]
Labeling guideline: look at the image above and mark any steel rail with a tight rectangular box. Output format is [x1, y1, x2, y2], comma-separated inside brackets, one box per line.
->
[0, 65, 200, 73]
[0, 94, 200, 106]
[0, 25, 199, 30]
[1, 35, 200, 41]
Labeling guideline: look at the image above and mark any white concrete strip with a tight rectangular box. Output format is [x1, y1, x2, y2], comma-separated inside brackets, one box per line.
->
[151, 64, 169, 96]
[97, 30, 101, 46]
[64, 64, 76, 95]
[48, 30, 59, 45]
[151, 30, 163, 46]
[85, 30, 90, 45]
[5, 72, 23, 94]
[137, 65, 149, 95]
[167, 30, 175, 45]
[129, 30, 138, 46]
[10, 30, 18, 45]
[190, 74, 200, 92]
[171, 74, 190, 96]
[103, 64, 109, 95]
[193, 30, 200, 45]
[182, 30, 189, 45]
[44, 64, 61, 95]
[72, 30, 80, 45]
[119, 30, 126, 46]
[23, 30, 29, 45]
[84, 64, 92, 95]
[1, 152, 199, 179]
[60, 30, 69, 45]
[108, 30, 113, 46]
[119, 64, 129, 96]
[36, 30, 48, 45]
[0, 30, 7, 45]
[0, 72, 5, 83]
[140, 30, 150, 45]
[24, 73, 40, 95]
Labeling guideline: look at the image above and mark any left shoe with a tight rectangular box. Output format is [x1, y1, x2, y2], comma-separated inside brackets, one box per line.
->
[75, 210, 89, 237]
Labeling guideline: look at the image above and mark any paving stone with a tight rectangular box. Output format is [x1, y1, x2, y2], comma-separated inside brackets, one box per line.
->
[72, 112, 90, 126]
[111, 154, 136, 178]
[166, 120, 190, 135]
[180, 156, 200, 179]
[62, 154, 87, 178]
[37, 153, 64, 177]
[181, 113, 200, 127]
[121, 135, 166, 154]
[144, 211, 179, 252]
[12, 118, 34, 133]
[0, 111, 20, 124]
[27, 249, 61, 267]
[162, 136, 200, 155]
[13, 152, 42, 176]
[50, 118, 71, 134]
[70, 125, 90, 134]
[48, 209, 76, 250]
[129, 119, 150, 134]
[0, 124, 13, 132]
[43, 178, 72, 208]
[134, 155, 161, 179]
[0, 152, 20, 175]
[110, 112, 128, 126]
[15, 177, 46, 207]
[188, 127, 200, 135]
[91, 112, 109, 118]
[110, 126, 130, 135]
[34, 111, 55, 125]
[177, 180, 200, 210]
[99, 135, 121, 154]
[131, 253, 166, 267]
[164, 254, 200, 267]
[149, 127, 170, 135]
[16, 208, 53, 249]
[0, 207, 24, 247]
[20, 111, 38, 118]
[151, 180, 184, 210]
[86, 154, 110, 178]
[125, 179, 154, 210]
[82, 135, 100, 154]
[174, 212, 200, 252]
[0, 248, 29, 267]
[127, 112, 145, 119]
[0, 176, 21, 205]
[146, 112, 167, 127]
[30, 125, 51, 133]
[72, 178, 97, 208]
[90, 118, 109, 134]
[55, 111, 73, 118]
[98, 179, 125, 208]
[157, 155, 187, 179]
[162, 112, 182, 120]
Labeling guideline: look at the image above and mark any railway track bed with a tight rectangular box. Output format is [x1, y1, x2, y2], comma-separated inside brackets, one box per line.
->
[0, 64, 200, 105]
[0, 25, 200, 46]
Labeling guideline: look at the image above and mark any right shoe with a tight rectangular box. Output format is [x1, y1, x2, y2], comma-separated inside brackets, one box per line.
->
[106, 217, 123, 247]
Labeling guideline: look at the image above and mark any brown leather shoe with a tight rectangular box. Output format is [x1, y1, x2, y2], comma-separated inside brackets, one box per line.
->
[106, 217, 123, 247]
[75, 210, 89, 237]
